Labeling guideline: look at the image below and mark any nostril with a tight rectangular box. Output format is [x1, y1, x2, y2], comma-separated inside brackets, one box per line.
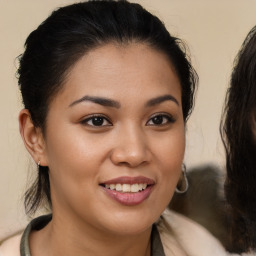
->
[109, 138, 151, 167]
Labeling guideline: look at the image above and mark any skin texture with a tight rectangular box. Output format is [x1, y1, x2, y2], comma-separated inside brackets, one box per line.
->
[19, 43, 185, 256]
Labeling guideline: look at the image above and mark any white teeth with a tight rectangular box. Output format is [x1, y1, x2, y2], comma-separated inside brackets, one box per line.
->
[122, 184, 131, 192]
[138, 183, 147, 191]
[110, 184, 115, 190]
[116, 184, 122, 191]
[131, 184, 139, 192]
[104, 183, 148, 193]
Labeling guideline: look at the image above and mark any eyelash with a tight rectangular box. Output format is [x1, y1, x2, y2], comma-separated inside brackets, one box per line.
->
[80, 114, 112, 127]
[80, 113, 175, 127]
[146, 113, 175, 126]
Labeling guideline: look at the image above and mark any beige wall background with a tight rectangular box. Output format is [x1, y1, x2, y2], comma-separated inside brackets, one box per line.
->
[1, 0, 256, 240]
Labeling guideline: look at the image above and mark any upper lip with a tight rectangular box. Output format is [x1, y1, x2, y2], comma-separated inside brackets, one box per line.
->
[101, 176, 155, 185]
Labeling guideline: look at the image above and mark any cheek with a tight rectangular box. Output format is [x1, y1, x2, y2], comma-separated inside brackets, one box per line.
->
[45, 123, 102, 168]
[45, 134, 99, 211]
[43, 128, 101, 194]
[155, 128, 185, 169]
[154, 128, 185, 198]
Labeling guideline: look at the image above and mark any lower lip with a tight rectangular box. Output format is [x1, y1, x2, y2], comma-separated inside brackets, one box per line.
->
[101, 186, 153, 206]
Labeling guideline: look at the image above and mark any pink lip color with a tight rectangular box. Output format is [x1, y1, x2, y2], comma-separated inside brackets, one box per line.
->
[102, 186, 153, 206]
[100, 176, 155, 206]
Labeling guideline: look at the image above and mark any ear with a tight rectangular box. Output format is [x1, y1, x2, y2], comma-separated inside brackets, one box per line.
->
[19, 109, 48, 166]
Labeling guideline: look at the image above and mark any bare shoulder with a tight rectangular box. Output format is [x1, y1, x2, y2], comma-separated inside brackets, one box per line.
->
[0, 233, 22, 256]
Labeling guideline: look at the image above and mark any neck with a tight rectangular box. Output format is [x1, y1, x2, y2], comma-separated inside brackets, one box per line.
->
[29, 213, 152, 256]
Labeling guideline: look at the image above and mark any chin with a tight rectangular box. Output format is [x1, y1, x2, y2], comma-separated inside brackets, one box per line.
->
[98, 210, 159, 236]
[108, 222, 152, 236]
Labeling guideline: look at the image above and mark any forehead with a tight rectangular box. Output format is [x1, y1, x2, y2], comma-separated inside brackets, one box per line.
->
[55, 43, 181, 106]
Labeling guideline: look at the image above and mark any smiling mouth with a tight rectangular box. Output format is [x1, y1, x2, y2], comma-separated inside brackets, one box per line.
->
[102, 183, 149, 193]
[100, 176, 155, 205]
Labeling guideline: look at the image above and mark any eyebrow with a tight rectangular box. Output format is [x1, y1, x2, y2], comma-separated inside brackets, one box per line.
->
[69, 94, 179, 108]
[146, 94, 179, 107]
[69, 95, 121, 108]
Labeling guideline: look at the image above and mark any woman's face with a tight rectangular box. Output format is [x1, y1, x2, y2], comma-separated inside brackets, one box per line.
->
[41, 43, 185, 235]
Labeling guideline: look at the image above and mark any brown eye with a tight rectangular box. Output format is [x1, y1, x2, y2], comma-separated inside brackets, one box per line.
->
[81, 115, 112, 127]
[91, 117, 104, 126]
[151, 116, 163, 125]
[147, 114, 175, 126]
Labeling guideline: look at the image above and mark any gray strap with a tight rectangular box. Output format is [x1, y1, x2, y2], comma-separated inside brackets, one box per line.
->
[20, 215, 52, 256]
[151, 224, 166, 256]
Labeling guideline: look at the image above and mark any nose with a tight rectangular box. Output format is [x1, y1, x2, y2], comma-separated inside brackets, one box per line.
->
[110, 125, 151, 168]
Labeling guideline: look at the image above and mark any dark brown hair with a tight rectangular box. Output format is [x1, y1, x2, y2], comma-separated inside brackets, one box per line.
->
[221, 25, 256, 253]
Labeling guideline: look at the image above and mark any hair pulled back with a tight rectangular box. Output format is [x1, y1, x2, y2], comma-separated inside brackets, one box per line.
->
[221, 25, 256, 253]
[18, 0, 198, 215]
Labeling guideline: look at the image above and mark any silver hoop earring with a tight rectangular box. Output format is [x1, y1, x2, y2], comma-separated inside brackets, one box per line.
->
[37, 161, 41, 167]
[175, 164, 189, 194]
